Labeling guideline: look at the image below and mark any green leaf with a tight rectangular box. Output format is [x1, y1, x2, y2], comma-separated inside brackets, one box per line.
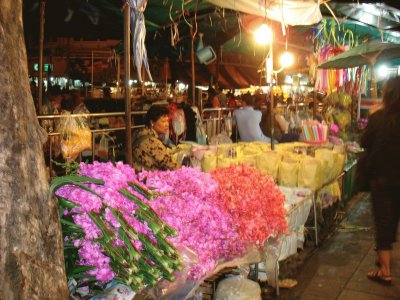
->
[49, 175, 104, 196]
[71, 265, 95, 275]
[58, 197, 78, 209]
[128, 182, 154, 200]
[88, 213, 112, 241]
[60, 219, 84, 233]
[118, 228, 140, 261]
[119, 188, 148, 210]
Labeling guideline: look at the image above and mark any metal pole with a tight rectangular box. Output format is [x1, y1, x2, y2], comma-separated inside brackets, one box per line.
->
[117, 55, 121, 88]
[270, 39, 275, 150]
[165, 58, 168, 100]
[313, 89, 317, 118]
[124, 5, 132, 165]
[91, 50, 94, 95]
[38, 0, 45, 114]
[216, 46, 220, 89]
[190, 24, 196, 106]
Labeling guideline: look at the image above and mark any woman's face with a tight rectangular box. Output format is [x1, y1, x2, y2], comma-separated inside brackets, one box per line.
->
[152, 115, 169, 135]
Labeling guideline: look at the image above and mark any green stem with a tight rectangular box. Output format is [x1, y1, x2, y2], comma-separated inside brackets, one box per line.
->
[128, 182, 154, 200]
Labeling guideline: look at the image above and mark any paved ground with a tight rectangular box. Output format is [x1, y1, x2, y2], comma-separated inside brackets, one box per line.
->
[275, 193, 400, 300]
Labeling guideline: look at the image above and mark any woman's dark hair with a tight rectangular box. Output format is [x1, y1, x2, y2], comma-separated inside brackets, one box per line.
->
[381, 76, 400, 131]
[382, 76, 400, 114]
[144, 105, 169, 127]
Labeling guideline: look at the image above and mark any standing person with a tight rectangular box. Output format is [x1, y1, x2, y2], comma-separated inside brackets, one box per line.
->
[132, 105, 180, 172]
[227, 91, 237, 108]
[168, 98, 197, 144]
[207, 87, 221, 108]
[233, 93, 271, 143]
[358, 76, 400, 286]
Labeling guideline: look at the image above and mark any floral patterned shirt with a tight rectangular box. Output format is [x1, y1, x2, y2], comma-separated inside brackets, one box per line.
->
[132, 127, 179, 172]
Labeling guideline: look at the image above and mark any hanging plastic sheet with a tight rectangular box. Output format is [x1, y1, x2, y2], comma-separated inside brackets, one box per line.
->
[127, 0, 152, 82]
[207, 0, 321, 26]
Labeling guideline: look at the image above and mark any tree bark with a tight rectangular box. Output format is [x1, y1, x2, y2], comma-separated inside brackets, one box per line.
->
[0, 1, 68, 299]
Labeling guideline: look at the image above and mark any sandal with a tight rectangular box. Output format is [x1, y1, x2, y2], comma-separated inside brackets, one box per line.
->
[367, 270, 392, 286]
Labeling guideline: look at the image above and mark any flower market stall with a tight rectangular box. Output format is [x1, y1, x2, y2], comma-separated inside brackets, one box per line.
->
[53, 136, 345, 299]
[53, 161, 299, 299]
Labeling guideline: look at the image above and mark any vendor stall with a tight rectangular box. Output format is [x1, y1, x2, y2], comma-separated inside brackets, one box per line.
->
[52, 135, 347, 299]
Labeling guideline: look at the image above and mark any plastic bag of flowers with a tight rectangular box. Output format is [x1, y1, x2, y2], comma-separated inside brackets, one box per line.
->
[51, 162, 186, 295]
[144, 246, 200, 300]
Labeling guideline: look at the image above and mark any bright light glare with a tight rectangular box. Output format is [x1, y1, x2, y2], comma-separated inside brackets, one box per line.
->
[378, 65, 388, 78]
[280, 51, 294, 68]
[178, 82, 186, 90]
[254, 24, 272, 45]
[284, 75, 293, 84]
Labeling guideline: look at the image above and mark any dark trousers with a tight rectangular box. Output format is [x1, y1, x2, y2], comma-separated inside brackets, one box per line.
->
[370, 178, 400, 250]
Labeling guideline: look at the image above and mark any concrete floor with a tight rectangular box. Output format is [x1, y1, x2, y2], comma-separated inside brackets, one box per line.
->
[275, 193, 400, 300]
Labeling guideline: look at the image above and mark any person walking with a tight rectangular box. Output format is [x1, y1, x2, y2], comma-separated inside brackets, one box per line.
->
[358, 76, 400, 286]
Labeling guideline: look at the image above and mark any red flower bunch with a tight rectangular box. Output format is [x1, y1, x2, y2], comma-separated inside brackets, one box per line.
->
[211, 164, 288, 247]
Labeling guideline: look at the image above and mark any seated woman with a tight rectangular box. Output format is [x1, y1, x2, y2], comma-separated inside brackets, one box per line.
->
[261, 100, 299, 143]
[132, 105, 180, 172]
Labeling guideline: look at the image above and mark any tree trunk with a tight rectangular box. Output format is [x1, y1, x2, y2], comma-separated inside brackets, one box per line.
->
[0, 1, 68, 299]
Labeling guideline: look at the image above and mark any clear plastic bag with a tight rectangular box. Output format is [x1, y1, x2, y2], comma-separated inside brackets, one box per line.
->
[57, 112, 92, 161]
[89, 282, 135, 300]
[145, 246, 199, 300]
[209, 132, 232, 145]
[214, 276, 261, 300]
[97, 133, 109, 160]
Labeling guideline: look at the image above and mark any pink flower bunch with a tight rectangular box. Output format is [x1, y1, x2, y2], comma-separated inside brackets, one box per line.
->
[211, 164, 288, 247]
[139, 167, 245, 279]
[330, 124, 340, 135]
[56, 162, 155, 282]
[78, 240, 115, 282]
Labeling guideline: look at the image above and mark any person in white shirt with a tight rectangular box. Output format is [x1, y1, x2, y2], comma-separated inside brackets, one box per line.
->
[233, 94, 271, 143]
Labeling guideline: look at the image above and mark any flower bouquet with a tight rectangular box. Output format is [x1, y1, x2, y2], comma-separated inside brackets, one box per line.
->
[52, 162, 182, 292]
[211, 164, 288, 246]
[139, 167, 244, 280]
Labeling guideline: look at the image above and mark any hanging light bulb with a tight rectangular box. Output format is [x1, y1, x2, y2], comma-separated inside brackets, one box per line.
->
[279, 51, 294, 68]
[254, 24, 272, 45]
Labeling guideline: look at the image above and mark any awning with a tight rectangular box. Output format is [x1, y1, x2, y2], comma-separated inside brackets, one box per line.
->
[208, 0, 322, 25]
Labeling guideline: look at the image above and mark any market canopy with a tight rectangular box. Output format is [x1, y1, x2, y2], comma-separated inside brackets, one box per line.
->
[23, 0, 400, 87]
[318, 42, 400, 69]
[208, 0, 322, 26]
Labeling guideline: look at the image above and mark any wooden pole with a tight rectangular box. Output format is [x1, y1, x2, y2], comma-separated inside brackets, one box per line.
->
[38, 0, 45, 114]
[124, 5, 132, 165]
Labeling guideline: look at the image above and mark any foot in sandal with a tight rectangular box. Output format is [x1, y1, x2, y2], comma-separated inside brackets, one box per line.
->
[367, 270, 392, 286]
